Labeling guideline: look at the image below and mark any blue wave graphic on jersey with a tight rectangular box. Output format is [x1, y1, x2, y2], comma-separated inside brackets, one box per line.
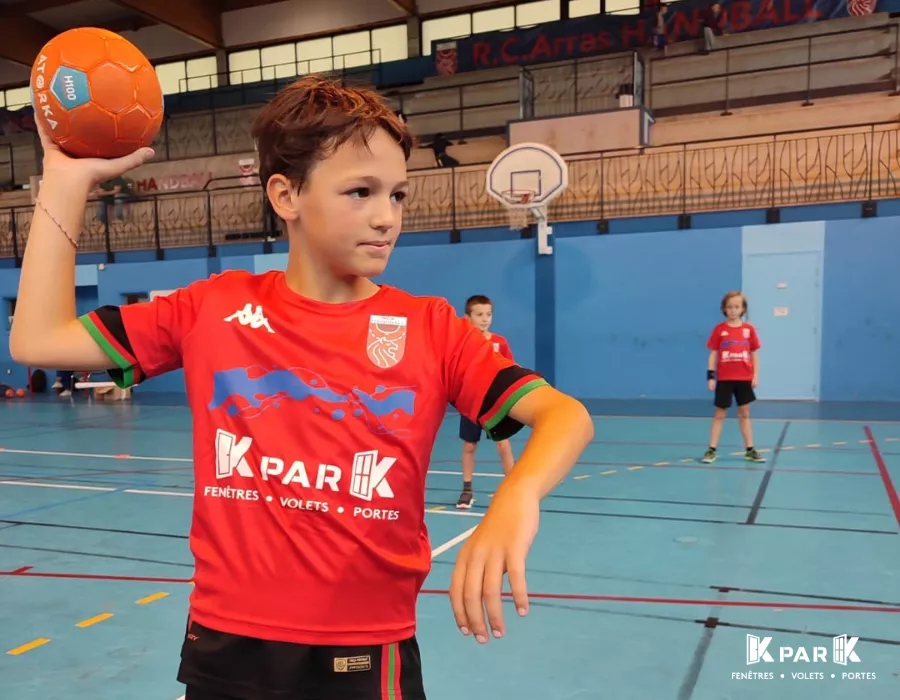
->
[207, 366, 416, 436]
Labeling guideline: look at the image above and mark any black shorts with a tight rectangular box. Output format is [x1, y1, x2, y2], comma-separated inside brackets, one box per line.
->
[714, 380, 756, 410]
[177, 619, 426, 700]
[459, 415, 483, 443]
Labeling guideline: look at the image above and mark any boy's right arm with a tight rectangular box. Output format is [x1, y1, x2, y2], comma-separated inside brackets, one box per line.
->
[10, 127, 155, 371]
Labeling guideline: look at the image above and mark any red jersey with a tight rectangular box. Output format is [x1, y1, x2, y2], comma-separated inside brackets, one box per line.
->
[485, 332, 513, 362]
[79, 270, 546, 646]
[707, 321, 761, 382]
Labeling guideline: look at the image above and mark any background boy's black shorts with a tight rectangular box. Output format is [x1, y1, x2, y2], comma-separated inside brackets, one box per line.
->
[178, 619, 426, 700]
[459, 415, 483, 443]
[714, 380, 756, 409]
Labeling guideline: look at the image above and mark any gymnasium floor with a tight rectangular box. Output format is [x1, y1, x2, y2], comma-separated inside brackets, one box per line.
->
[1, 396, 899, 700]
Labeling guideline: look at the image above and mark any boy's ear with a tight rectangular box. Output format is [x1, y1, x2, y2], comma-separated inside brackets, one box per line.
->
[266, 174, 301, 222]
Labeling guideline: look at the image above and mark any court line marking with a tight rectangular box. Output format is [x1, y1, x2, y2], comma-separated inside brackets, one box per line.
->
[431, 525, 479, 558]
[864, 426, 900, 529]
[76, 613, 114, 628]
[136, 592, 169, 605]
[6, 638, 50, 656]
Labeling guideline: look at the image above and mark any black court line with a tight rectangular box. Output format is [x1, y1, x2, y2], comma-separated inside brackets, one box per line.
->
[425, 485, 895, 519]
[0, 542, 193, 568]
[713, 585, 900, 608]
[746, 421, 790, 525]
[0, 519, 189, 539]
[427, 500, 899, 535]
[714, 620, 900, 647]
[676, 591, 726, 700]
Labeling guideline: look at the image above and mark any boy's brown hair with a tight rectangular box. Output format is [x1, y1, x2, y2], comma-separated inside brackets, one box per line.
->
[465, 294, 492, 315]
[720, 291, 747, 317]
[251, 76, 413, 191]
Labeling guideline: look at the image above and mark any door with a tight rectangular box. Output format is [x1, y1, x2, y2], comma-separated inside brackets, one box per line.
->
[741, 252, 822, 400]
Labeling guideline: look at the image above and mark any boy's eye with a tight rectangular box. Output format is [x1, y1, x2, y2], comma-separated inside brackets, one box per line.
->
[348, 188, 370, 199]
[392, 191, 408, 203]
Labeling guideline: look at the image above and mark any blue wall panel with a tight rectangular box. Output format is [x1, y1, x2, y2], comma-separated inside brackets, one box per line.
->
[821, 218, 900, 401]
[376, 240, 537, 371]
[554, 228, 743, 399]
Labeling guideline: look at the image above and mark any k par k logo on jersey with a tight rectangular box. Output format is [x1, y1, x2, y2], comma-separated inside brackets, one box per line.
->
[208, 429, 401, 521]
[746, 634, 861, 665]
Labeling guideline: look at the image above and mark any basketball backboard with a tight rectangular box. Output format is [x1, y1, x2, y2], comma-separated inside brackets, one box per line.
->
[485, 142, 568, 209]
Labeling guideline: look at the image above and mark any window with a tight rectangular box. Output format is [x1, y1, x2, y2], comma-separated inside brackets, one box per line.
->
[569, 0, 600, 17]
[372, 25, 408, 63]
[228, 50, 262, 85]
[154, 62, 186, 95]
[333, 31, 371, 69]
[296, 37, 334, 74]
[186, 56, 219, 91]
[472, 6, 515, 33]
[261, 43, 297, 81]
[517, 0, 560, 26]
[4, 87, 31, 109]
[605, 0, 639, 14]
[422, 14, 472, 55]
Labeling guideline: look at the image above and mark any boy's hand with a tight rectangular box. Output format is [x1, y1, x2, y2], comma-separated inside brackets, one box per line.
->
[449, 481, 539, 643]
[708, 379, 715, 391]
[752, 377, 758, 389]
[36, 122, 153, 189]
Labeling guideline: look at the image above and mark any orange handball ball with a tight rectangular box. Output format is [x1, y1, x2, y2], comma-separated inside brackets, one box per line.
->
[30, 27, 164, 160]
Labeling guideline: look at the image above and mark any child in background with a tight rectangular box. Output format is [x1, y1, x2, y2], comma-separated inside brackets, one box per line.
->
[457, 295, 516, 509]
[702, 291, 765, 464]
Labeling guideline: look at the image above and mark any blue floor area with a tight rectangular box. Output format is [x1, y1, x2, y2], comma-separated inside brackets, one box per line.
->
[0, 397, 898, 699]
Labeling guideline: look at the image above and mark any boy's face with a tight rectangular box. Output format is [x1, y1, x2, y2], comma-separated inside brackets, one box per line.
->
[724, 296, 745, 321]
[466, 303, 493, 332]
[292, 127, 409, 279]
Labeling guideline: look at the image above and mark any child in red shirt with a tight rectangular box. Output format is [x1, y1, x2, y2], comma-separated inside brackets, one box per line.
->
[701, 291, 765, 464]
[12, 76, 595, 700]
[456, 294, 516, 509]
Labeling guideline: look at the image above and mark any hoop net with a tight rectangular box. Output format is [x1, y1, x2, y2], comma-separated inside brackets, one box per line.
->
[501, 189, 546, 230]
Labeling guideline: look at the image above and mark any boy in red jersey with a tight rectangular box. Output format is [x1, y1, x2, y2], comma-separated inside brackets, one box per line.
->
[11, 76, 594, 700]
[456, 294, 515, 509]
[701, 291, 765, 464]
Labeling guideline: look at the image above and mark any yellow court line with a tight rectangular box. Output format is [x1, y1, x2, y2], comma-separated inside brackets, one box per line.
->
[7, 638, 50, 656]
[76, 613, 114, 628]
[680, 458, 693, 463]
[601, 470, 617, 476]
[573, 475, 591, 480]
[654, 461, 669, 466]
[886, 437, 899, 442]
[833, 441, 847, 445]
[428, 505, 446, 512]
[781, 445, 795, 450]
[136, 592, 169, 605]
[627, 466, 643, 471]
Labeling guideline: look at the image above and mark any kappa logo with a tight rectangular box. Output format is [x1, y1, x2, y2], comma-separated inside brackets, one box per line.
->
[492, 342, 500, 352]
[225, 303, 274, 333]
[366, 314, 407, 369]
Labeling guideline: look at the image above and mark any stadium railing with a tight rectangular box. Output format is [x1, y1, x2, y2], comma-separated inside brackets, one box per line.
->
[1, 120, 898, 262]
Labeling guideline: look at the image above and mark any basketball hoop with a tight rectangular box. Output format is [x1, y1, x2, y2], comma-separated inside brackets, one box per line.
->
[501, 189, 539, 231]
[486, 142, 568, 256]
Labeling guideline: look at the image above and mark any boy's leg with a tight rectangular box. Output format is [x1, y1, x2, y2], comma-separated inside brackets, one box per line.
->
[735, 382, 765, 463]
[457, 415, 482, 509]
[178, 619, 426, 700]
[495, 439, 514, 476]
[702, 382, 732, 463]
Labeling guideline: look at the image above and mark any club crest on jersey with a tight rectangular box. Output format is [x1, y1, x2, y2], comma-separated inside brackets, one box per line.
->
[367, 315, 407, 369]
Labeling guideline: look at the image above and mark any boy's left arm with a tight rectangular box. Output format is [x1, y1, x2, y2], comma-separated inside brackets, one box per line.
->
[750, 326, 761, 388]
[436, 305, 593, 645]
[449, 385, 593, 644]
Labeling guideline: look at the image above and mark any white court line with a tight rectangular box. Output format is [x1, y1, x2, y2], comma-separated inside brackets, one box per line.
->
[0, 447, 191, 462]
[431, 525, 478, 558]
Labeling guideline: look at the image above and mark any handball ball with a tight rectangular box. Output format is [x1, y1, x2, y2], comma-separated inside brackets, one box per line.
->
[30, 27, 164, 160]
